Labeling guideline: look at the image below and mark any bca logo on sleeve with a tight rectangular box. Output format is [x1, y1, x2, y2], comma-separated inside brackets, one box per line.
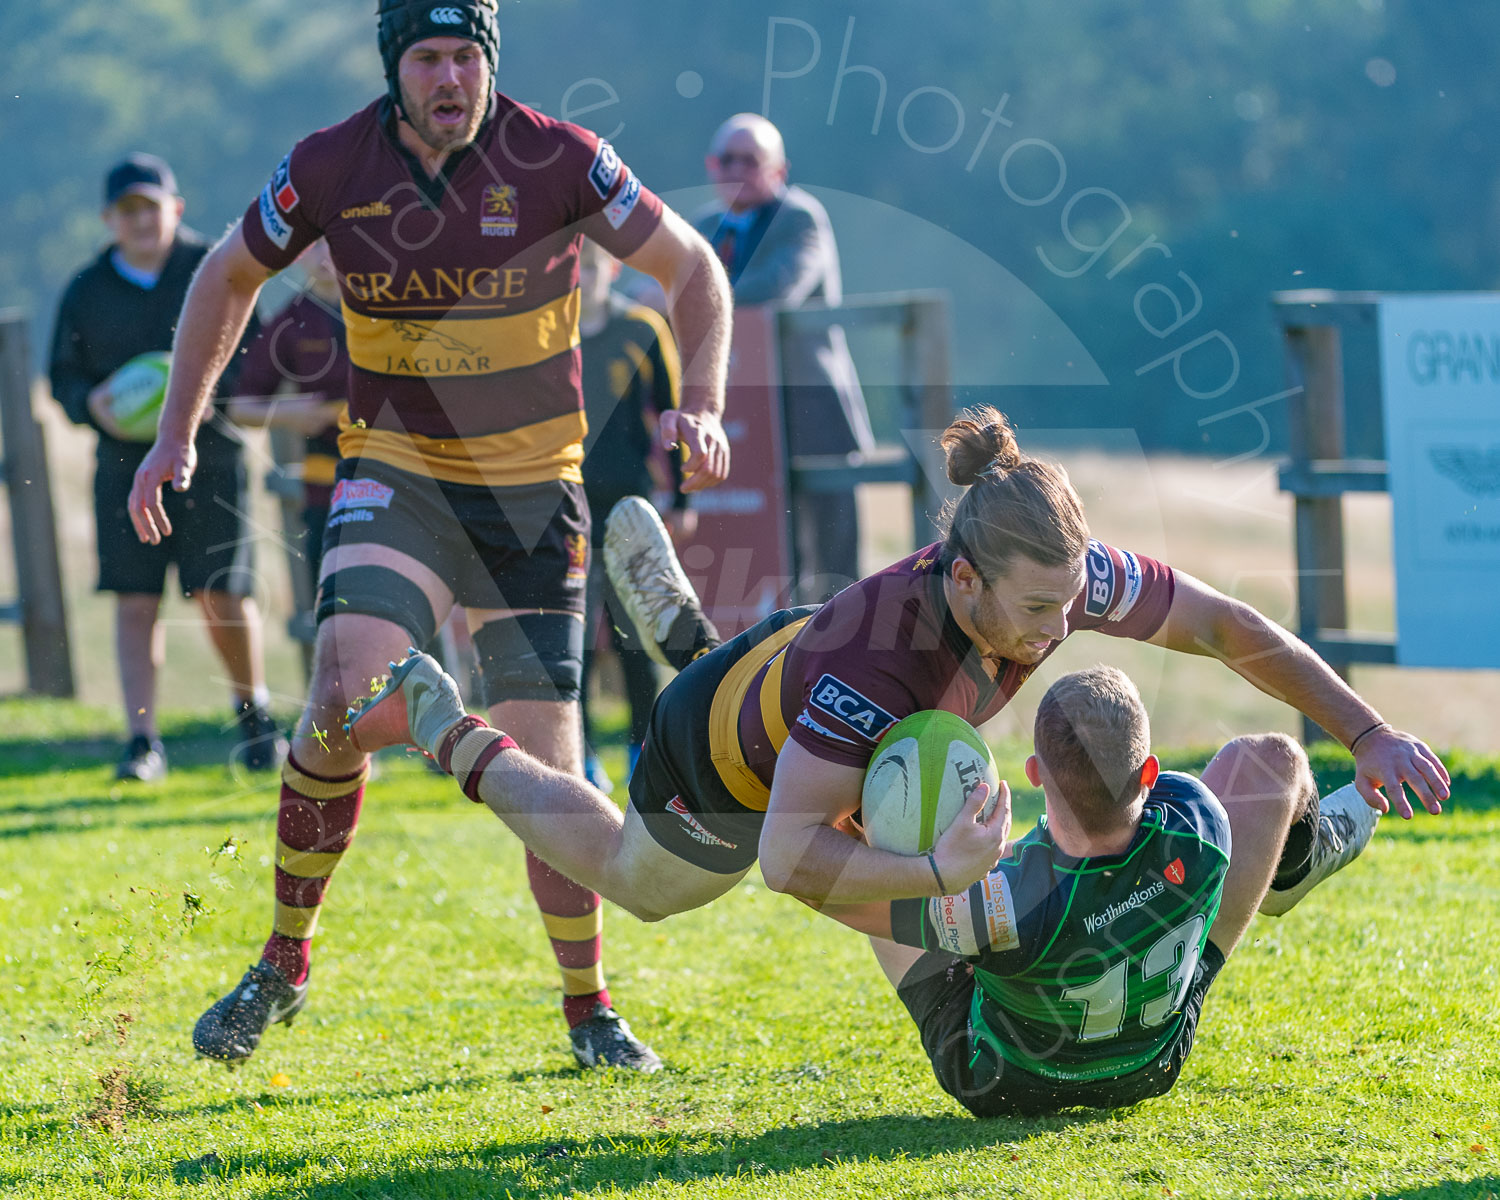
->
[603, 170, 641, 230]
[1083, 539, 1143, 622]
[589, 140, 622, 199]
[806, 674, 897, 743]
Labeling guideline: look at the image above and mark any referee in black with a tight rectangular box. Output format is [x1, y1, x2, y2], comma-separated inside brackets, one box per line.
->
[49, 153, 284, 780]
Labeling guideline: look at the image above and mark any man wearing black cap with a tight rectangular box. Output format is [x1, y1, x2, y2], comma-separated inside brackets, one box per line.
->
[49, 153, 284, 783]
[127, 1, 733, 1073]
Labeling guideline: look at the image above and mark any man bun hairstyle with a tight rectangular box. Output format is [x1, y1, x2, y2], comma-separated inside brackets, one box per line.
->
[377, 0, 500, 111]
[936, 405, 1089, 581]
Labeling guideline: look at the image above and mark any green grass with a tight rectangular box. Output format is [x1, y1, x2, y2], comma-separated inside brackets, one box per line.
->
[1, 698, 1497, 1199]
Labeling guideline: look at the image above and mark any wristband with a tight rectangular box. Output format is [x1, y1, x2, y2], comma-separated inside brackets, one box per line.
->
[1348, 721, 1390, 754]
[926, 852, 948, 896]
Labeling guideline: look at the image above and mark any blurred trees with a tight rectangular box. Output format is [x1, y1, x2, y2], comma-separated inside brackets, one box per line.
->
[5, 0, 1497, 450]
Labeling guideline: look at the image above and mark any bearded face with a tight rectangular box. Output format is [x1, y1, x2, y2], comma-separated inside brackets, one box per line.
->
[397, 37, 490, 154]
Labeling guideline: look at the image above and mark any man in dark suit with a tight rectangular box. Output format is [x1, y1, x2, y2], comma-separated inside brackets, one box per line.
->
[695, 114, 874, 601]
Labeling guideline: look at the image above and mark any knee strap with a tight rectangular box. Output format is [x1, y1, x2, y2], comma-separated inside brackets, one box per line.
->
[474, 610, 584, 705]
[316, 566, 438, 648]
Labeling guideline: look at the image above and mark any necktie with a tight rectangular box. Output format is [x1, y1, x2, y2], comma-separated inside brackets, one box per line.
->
[716, 226, 737, 276]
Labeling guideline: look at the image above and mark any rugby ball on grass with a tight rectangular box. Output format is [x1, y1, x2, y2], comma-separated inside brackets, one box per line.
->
[106, 351, 171, 441]
[861, 710, 999, 855]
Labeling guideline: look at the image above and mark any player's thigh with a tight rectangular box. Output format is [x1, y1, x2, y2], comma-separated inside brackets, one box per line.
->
[468, 605, 585, 722]
[317, 542, 454, 657]
[317, 461, 465, 643]
[607, 802, 748, 920]
[868, 937, 930, 990]
[454, 479, 589, 617]
[1201, 731, 1314, 820]
[616, 745, 760, 917]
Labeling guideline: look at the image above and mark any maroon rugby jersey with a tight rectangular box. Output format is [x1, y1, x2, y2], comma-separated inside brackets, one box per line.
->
[240, 95, 663, 487]
[704, 540, 1174, 811]
[237, 291, 349, 507]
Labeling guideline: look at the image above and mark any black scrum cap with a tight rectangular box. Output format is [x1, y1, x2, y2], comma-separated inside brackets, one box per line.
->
[377, 0, 500, 111]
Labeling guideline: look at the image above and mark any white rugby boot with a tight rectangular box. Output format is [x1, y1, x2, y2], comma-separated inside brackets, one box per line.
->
[1258, 783, 1381, 916]
[603, 497, 719, 670]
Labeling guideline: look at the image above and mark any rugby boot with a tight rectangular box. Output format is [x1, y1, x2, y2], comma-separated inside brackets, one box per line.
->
[584, 751, 614, 795]
[1258, 783, 1380, 916]
[193, 960, 308, 1063]
[603, 497, 719, 671]
[569, 1001, 663, 1072]
[343, 649, 468, 757]
[234, 701, 289, 772]
[116, 734, 167, 783]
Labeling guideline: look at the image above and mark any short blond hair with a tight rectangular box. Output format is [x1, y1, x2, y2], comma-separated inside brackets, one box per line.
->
[1033, 666, 1151, 834]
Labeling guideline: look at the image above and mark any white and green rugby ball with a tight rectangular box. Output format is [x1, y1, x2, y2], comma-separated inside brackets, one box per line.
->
[107, 351, 171, 441]
[861, 710, 999, 855]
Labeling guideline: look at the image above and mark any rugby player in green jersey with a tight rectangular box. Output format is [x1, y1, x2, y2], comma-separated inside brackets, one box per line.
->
[816, 664, 1306, 1116]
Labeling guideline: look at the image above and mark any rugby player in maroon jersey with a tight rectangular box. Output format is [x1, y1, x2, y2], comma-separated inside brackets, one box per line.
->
[348, 407, 1448, 972]
[127, 0, 731, 1071]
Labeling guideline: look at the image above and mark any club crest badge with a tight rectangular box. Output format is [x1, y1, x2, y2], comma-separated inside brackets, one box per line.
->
[565, 533, 589, 584]
[481, 184, 518, 238]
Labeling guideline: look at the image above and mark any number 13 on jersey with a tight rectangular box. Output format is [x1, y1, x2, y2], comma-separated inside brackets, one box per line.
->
[1060, 915, 1206, 1042]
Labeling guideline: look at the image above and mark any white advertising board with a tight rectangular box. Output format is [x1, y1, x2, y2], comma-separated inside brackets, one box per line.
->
[1378, 296, 1500, 667]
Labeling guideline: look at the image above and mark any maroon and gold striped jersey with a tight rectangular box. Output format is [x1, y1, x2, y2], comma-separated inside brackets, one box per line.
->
[240, 95, 663, 488]
[701, 540, 1174, 814]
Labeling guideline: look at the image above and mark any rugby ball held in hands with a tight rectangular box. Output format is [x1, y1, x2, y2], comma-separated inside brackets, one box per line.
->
[107, 351, 171, 442]
[861, 710, 999, 855]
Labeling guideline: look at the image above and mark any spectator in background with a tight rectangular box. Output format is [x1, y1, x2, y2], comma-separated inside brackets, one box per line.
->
[229, 238, 348, 595]
[49, 153, 283, 782]
[576, 239, 689, 793]
[696, 113, 875, 601]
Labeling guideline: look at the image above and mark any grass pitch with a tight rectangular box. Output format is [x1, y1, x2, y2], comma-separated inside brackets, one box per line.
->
[0, 698, 1497, 1199]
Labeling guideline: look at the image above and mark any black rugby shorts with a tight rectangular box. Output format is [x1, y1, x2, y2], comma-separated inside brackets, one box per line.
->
[319, 457, 590, 615]
[896, 941, 1225, 1118]
[95, 449, 254, 597]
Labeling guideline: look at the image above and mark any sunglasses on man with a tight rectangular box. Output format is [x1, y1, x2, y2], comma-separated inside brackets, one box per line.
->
[715, 151, 764, 169]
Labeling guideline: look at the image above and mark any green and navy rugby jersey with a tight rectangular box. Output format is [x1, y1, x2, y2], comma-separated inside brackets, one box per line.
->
[890, 772, 1231, 1082]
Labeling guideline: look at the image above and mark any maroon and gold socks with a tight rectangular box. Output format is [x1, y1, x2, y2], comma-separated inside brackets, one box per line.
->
[265, 723, 611, 1033]
[261, 754, 369, 985]
[437, 717, 611, 1029]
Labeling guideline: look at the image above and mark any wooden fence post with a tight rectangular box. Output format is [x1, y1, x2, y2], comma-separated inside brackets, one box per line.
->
[1283, 322, 1348, 743]
[0, 311, 76, 697]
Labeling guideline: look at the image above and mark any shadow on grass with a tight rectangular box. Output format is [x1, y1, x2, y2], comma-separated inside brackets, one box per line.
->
[174, 1111, 1120, 1199]
[1369, 1181, 1500, 1200]
[0, 809, 273, 841]
[0, 715, 256, 780]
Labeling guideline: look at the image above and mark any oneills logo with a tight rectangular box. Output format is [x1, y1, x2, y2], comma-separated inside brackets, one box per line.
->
[341, 201, 393, 220]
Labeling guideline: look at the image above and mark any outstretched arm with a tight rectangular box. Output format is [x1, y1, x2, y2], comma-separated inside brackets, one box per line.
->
[1149, 570, 1450, 818]
[127, 221, 275, 543]
[623, 208, 731, 492]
